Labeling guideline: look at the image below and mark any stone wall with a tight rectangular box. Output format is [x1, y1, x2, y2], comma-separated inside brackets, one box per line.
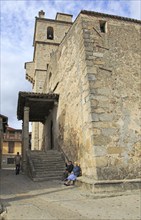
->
[26, 11, 141, 181]
[81, 14, 141, 180]
[44, 15, 97, 178]
[43, 13, 141, 180]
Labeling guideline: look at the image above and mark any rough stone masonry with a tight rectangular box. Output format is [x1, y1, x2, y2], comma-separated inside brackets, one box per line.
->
[24, 10, 141, 182]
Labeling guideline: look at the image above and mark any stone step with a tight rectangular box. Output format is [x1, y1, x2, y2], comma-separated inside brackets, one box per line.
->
[31, 158, 64, 162]
[35, 168, 64, 172]
[33, 176, 62, 182]
[33, 161, 64, 164]
[35, 171, 63, 175]
[33, 163, 65, 169]
[29, 150, 65, 181]
[31, 150, 62, 155]
[31, 157, 63, 160]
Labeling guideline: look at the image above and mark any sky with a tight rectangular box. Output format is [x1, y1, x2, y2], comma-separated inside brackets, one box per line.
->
[0, 0, 141, 129]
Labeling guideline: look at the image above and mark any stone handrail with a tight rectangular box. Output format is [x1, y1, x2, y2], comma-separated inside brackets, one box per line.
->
[58, 145, 69, 163]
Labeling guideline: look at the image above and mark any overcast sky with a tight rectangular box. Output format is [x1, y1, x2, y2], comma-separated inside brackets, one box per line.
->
[0, 0, 141, 129]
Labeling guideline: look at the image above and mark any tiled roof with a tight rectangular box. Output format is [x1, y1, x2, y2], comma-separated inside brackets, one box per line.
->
[18, 91, 59, 99]
[17, 92, 59, 122]
[81, 10, 141, 24]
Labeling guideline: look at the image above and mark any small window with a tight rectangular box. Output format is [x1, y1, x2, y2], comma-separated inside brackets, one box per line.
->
[99, 21, 107, 33]
[47, 27, 54, 40]
[49, 72, 52, 80]
[8, 142, 14, 153]
[7, 158, 14, 164]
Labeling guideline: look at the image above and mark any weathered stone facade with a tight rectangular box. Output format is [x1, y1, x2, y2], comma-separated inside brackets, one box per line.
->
[25, 11, 72, 149]
[25, 10, 141, 181]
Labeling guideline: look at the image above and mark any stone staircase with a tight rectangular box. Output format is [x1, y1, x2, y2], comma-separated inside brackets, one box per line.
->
[29, 150, 65, 181]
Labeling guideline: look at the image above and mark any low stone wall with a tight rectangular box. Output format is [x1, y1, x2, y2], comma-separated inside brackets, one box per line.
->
[76, 176, 141, 193]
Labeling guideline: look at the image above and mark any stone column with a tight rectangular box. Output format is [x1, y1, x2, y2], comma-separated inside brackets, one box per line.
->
[22, 106, 29, 173]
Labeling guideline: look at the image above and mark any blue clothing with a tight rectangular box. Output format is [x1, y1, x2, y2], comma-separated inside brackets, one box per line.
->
[73, 165, 81, 177]
[67, 165, 80, 181]
[67, 173, 77, 181]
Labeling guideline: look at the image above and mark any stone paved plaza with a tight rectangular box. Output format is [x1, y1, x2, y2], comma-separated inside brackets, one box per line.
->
[0, 168, 141, 220]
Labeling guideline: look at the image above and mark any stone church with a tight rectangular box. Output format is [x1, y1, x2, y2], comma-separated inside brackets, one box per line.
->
[17, 10, 141, 186]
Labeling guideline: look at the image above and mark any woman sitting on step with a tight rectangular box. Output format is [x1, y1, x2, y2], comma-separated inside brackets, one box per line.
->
[64, 162, 81, 186]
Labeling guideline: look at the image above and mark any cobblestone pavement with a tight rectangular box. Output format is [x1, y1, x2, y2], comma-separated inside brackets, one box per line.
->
[0, 168, 141, 220]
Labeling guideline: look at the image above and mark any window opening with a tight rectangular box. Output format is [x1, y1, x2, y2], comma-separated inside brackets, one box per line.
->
[7, 158, 14, 164]
[8, 142, 14, 153]
[47, 27, 54, 40]
[99, 21, 107, 33]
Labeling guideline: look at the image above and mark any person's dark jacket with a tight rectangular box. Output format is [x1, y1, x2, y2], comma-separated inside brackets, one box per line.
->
[66, 163, 74, 173]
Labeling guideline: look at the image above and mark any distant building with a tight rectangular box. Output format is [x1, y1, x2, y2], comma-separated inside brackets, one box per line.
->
[0, 114, 8, 169]
[2, 127, 22, 167]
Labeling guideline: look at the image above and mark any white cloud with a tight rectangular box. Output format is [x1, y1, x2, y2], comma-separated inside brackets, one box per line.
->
[0, 0, 140, 129]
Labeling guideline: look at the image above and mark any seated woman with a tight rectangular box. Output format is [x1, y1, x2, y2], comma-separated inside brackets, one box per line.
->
[64, 162, 81, 186]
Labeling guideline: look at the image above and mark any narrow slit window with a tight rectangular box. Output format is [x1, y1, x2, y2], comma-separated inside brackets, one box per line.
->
[100, 21, 107, 33]
[47, 27, 54, 40]
[49, 72, 52, 80]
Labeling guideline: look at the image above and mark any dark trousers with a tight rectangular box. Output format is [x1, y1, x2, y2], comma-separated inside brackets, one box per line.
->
[16, 164, 20, 175]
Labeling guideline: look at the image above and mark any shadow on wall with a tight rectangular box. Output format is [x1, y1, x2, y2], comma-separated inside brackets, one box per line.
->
[58, 108, 82, 163]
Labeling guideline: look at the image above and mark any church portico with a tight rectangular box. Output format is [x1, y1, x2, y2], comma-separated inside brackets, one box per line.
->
[17, 91, 59, 172]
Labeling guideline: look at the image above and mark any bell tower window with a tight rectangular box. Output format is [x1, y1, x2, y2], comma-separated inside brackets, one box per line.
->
[47, 27, 54, 40]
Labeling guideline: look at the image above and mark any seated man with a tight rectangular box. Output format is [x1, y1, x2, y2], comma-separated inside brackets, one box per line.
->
[62, 161, 74, 181]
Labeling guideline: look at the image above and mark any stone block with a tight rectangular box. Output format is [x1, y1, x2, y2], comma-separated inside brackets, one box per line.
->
[97, 88, 111, 95]
[90, 99, 99, 107]
[101, 128, 117, 136]
[93, 128, 101, 135]
[85, 46, 93, 52]
[86, 60, 93, 66]
[83, 33, 90, 39]
[93, 52, 103, 58]
[99, 113, 114, 122]
[85, 55, 94, 60]
[91, 113, 100, 122]
[87, 74, 96, 81]
[89, 89, 97, 95]
[95, 156, 108, 167]
[87, 66, 97, 74]
[94, 60, 105, 65]
[92, 108, 105, 113]
[107, 147, 124, 155]
[94, 145, 107, 156]
[91, 134, 111, 145]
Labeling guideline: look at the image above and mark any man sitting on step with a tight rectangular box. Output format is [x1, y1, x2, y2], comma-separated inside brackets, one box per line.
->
[62, 161, 74, 181]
